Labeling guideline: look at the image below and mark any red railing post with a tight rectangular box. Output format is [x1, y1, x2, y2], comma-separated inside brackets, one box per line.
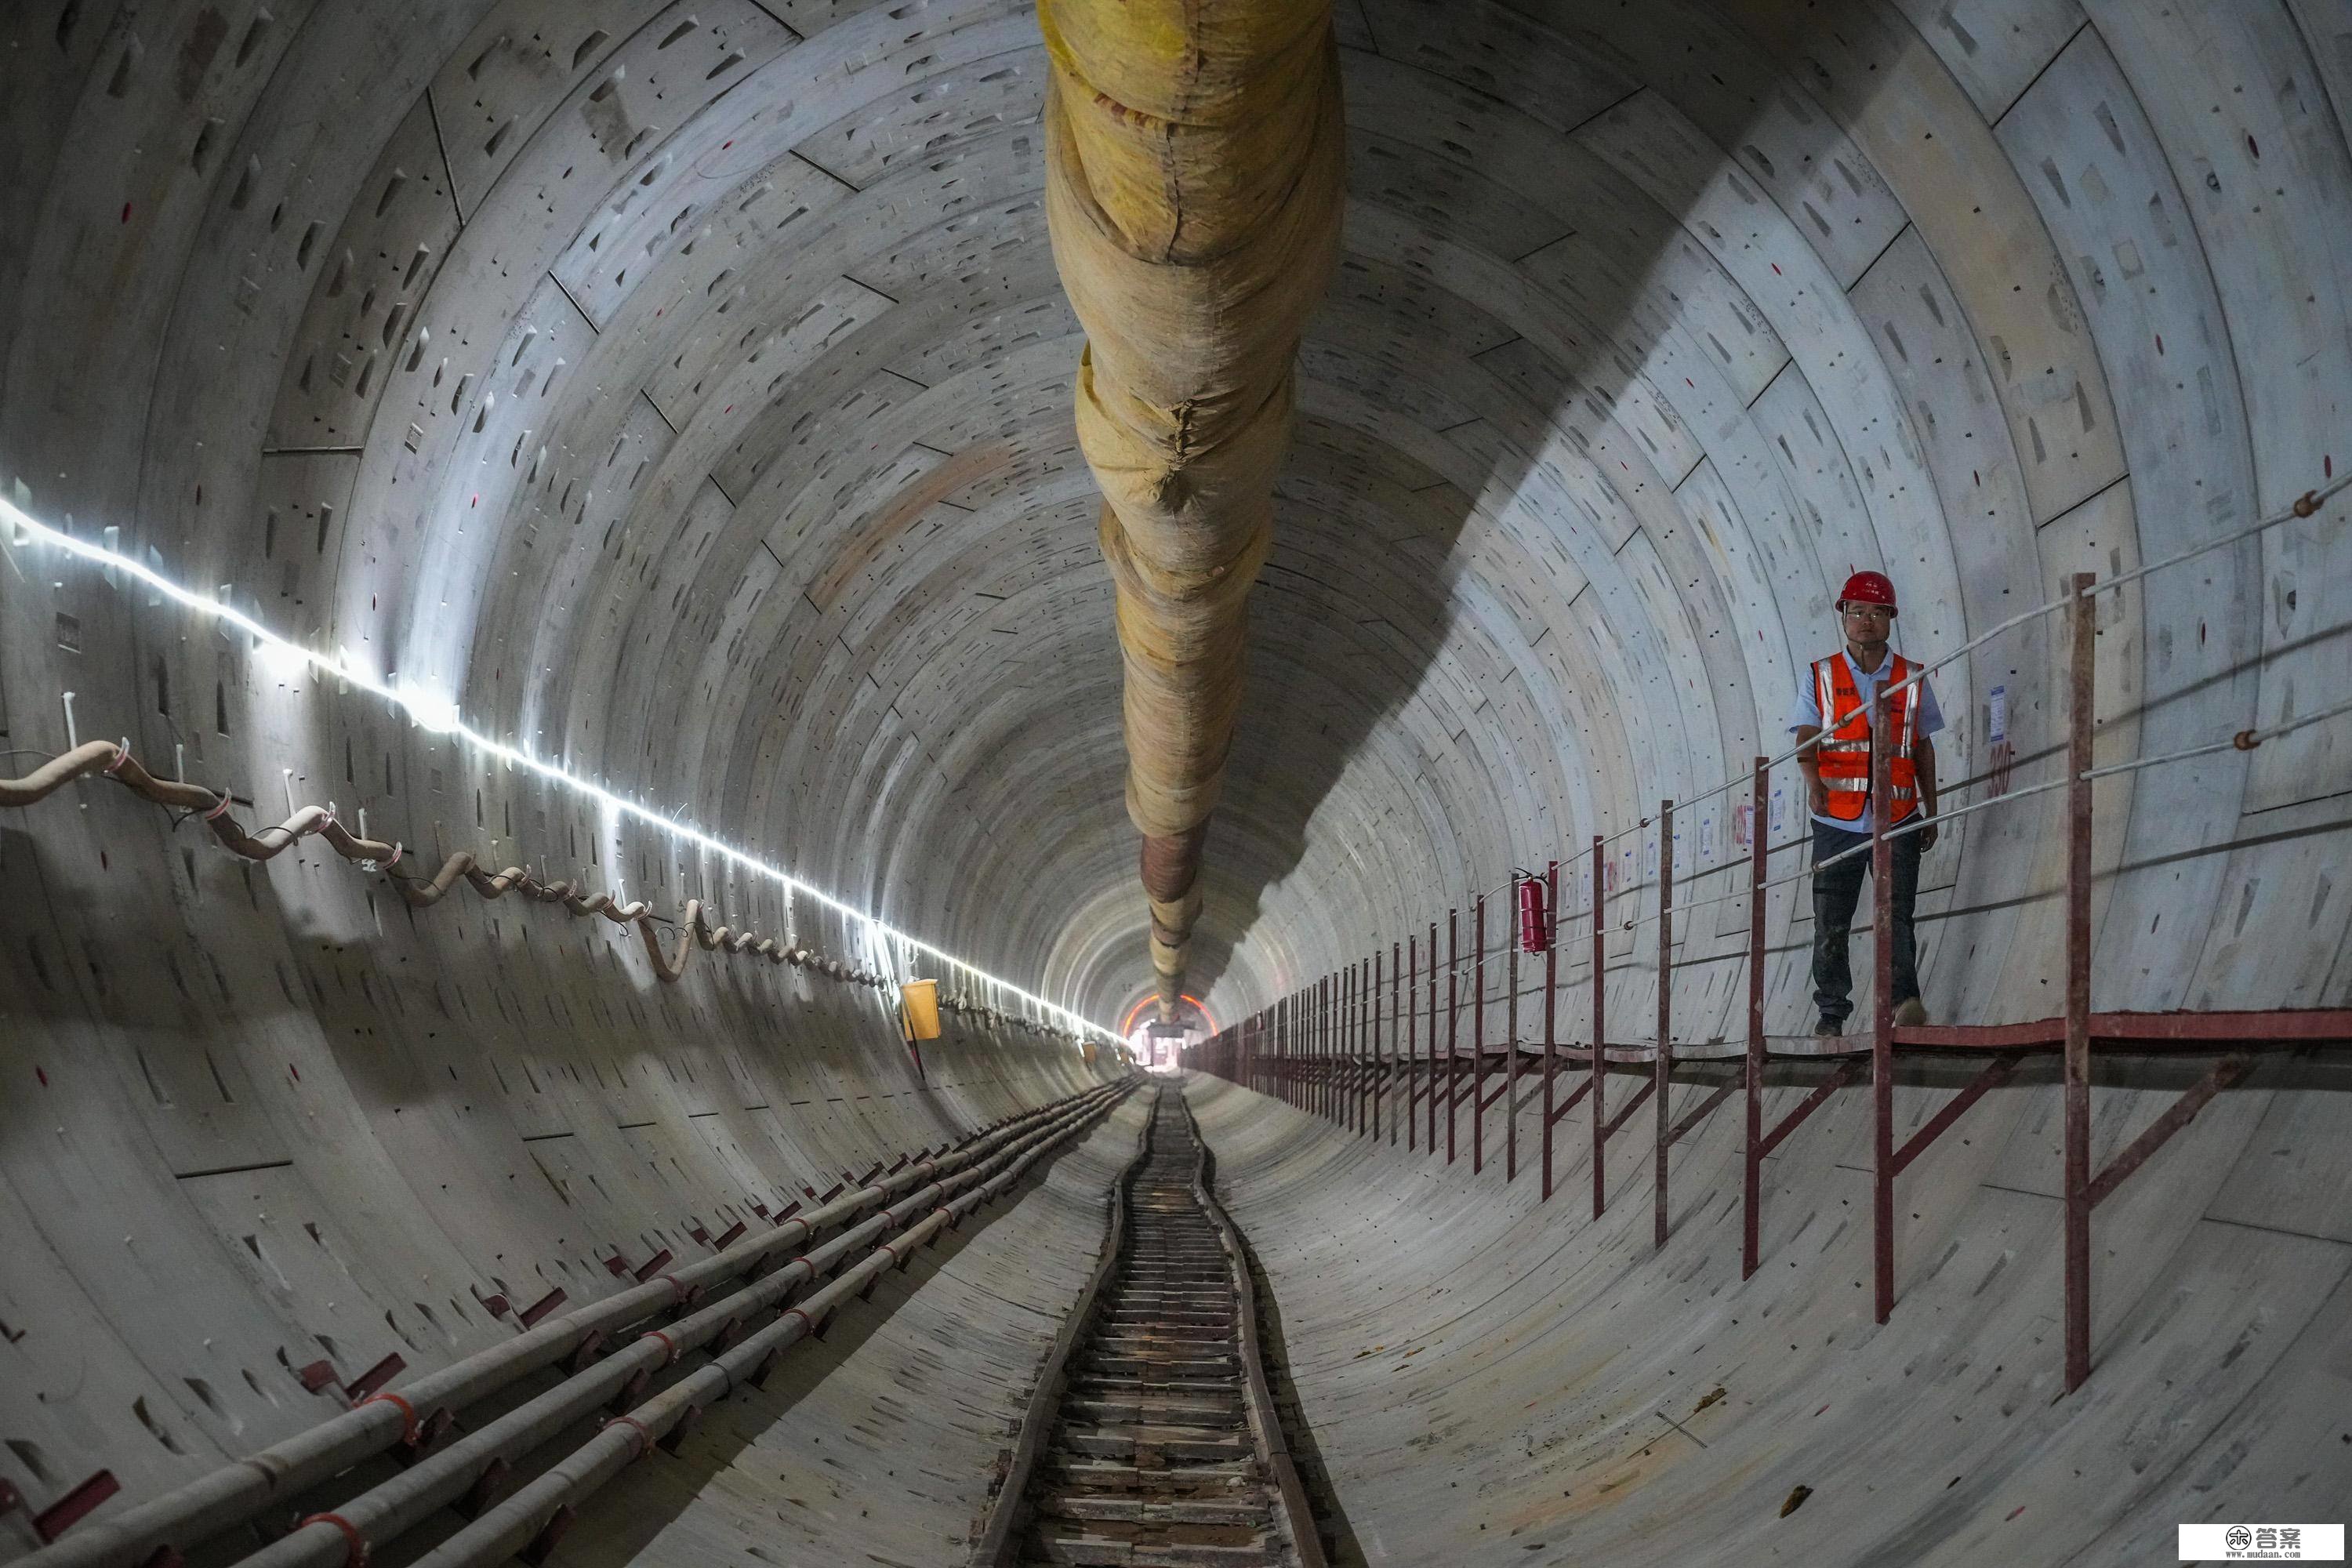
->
[1374, 945, 1392, 1152]
[1427, 920, 1439, 1155]
[1592, 833, 1606, 1219]
[1290, 989, 1299, 1108]
[1323, 974, 1334, 1123]
[1474, 894, 1488, 1174]
[1351, 957, 1362, 1135]
[1355, 957, 1368, 1134]
[2064, 570, 2097, 1391]
[1506, 880, 1521, 1182]
[1872, 694, 1896, 1322]
[1317, 973, 1336, 1123]
[1743, 755, 1768, 1278]
[1373, 948, 1385, 1142]
[1655, 798, 1674, 1249]
[1406, 934, 1419, 1151]
[1542, 859, 1559, 1201]
[1447, 908, 1461, 1164]
[1347, 959, 1358, 1133]
[1355, 959, 1374, 1142]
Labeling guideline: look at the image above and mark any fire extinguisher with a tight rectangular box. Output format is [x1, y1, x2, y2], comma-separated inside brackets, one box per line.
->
[1517, 871, 1550, 954]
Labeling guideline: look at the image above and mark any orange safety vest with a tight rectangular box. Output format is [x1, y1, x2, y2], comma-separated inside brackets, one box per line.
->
[1813, 653, 1920, 824]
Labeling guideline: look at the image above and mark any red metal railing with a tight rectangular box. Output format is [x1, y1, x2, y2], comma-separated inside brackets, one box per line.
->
[1185, 477, 2352, 1395]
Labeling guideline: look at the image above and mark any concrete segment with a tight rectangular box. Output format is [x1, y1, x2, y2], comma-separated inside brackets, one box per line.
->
[1185, 1069, 2352, 1566]
[2, 0, 2349, 1563]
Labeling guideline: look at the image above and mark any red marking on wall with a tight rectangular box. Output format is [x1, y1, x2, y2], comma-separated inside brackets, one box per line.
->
[35, 1067, 48, 1087]
[122, 203, 132, 223]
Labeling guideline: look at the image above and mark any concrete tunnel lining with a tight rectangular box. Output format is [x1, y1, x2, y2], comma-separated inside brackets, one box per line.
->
[2, 0, 2350, 1563]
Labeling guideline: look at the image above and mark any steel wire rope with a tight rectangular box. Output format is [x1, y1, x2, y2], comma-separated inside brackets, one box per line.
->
[1212, 468, 2344, 1044]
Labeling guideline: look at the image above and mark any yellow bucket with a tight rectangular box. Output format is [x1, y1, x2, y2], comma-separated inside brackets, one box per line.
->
[900, 979, 942, 1041]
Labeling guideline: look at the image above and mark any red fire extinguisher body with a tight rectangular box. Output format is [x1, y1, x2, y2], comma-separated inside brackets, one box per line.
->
[1518, 875, 1550, 953]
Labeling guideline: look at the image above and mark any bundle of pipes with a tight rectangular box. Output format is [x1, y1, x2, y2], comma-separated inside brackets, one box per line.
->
[2, 741, 856, 993]
[1039, 0, 1345, 1019]
[24, 1081, 1132, 1568]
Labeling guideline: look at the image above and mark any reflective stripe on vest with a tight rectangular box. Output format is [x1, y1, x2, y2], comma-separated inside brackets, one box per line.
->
[1813, 653, 1918, 824]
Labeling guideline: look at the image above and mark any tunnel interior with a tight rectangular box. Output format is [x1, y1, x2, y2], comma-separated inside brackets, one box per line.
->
[2, 1, 2350, 1565]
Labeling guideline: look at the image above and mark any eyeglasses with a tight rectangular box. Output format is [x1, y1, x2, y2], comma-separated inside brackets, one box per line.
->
[1842, 604, 1894, 619]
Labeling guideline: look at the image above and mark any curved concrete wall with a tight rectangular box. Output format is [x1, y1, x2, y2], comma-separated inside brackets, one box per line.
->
[1186, 1062, 2352, 1565]
[1, 0, 2347, 1562]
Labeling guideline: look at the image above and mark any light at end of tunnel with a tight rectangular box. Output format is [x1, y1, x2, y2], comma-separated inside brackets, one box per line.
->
[1120, 993, 1218, 1038]
[0, 493, 1120, 1045]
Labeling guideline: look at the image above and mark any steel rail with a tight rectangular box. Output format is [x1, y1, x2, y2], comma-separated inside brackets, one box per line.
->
[22, 1082, 1128, 1568]
[967, 1102, 1155, 1565]
[1183, 1093, 1328, 1568]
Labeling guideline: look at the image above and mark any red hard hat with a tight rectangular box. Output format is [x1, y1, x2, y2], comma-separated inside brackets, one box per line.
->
[1838, 570, 1897, 610]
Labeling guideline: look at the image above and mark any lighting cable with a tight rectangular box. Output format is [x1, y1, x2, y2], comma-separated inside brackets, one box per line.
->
[0, 494, 1119, 1044]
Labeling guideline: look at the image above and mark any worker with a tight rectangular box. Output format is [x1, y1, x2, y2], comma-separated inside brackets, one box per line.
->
[1790, 571, 1941, 1036]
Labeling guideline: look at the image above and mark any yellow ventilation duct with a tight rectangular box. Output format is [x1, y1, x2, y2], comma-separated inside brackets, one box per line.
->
[1038, 0, 1345, 1018]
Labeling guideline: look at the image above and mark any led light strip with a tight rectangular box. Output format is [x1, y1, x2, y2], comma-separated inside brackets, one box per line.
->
[2, 496, 1120, 1044]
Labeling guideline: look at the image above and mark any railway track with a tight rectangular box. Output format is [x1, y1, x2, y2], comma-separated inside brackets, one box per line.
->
[977, 1083, 1323, 1567]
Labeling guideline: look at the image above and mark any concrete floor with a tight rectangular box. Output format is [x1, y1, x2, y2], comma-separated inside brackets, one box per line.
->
[1185, 1069, 2352, 1566]
[557, 1094, 1146, 1568]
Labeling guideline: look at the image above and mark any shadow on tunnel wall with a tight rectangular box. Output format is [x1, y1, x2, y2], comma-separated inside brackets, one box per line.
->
[1186, 0, 1884, 1003]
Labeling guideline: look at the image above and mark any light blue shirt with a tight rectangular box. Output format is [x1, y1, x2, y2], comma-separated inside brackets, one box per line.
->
[1788, 648, 1944, 835]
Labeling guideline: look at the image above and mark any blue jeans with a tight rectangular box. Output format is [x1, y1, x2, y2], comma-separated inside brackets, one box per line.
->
[1810, 819, 1922, 1029]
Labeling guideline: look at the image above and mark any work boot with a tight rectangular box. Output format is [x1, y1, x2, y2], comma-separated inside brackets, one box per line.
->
[1813, 1018, 1842, 1039]
[1892, 997, 1929, 1027]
